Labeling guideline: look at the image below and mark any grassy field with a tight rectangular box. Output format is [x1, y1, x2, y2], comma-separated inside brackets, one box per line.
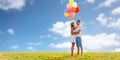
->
[0, 52, 120, 60]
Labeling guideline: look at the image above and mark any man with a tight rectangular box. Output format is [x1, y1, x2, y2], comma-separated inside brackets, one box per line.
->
[72, 20, 83, 56]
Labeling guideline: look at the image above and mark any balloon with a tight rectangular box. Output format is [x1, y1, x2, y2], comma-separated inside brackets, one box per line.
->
[65, 8, 70, 13]
[75, 7, 80, 13]
[64, 12, 69, 17]
[71, 7, 76, 12]
[70, 12, 75, 16]
[64, 0, 80, 19]
[69, 12, 75, 18]
[66, 3, 72, 9]
[69, 0, 74, 4]
[72, 2, 77, 8]
[69, 15, 74, 18]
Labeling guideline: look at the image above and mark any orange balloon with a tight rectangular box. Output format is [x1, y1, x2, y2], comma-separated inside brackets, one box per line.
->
[71, 7, 76, 13]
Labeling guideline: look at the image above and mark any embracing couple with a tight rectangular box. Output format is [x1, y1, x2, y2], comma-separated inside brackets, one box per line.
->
[70, 20, 83, 56]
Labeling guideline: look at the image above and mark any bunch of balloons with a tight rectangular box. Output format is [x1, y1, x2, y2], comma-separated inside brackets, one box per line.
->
[64, 0, 80, 18]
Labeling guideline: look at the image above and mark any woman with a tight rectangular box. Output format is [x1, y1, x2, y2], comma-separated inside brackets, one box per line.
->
[70, 22, 76, 56]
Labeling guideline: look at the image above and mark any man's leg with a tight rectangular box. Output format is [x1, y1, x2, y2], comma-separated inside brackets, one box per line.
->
[76, 37, 83, 56]
[80, 47, 83, 56]
[77, 47, 80, 55]
[71, 42, 75, 56]
[76, 37, 80, 55]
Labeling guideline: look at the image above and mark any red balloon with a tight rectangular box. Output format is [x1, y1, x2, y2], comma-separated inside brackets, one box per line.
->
[75, 7, 80, 13]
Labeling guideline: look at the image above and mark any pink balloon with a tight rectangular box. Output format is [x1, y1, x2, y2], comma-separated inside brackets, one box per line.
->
[66, 3, 72, 9]
[69, 12, 75, 18]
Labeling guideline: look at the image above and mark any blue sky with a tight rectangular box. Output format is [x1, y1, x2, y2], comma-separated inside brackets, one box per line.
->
[0, 0, 120, 52]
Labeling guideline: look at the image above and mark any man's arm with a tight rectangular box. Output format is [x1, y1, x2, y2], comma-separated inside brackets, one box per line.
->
[71, 30, 81, 35]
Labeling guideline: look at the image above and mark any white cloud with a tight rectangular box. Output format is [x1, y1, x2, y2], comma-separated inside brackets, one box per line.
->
[96, 13, 108, 26]
[27, 46, 35, 51]
[97, 0, 118, 8]
[46, 34, 52, 38]
[7, 28, 15, 35]
[49, 42, 71, 48]
[40, 34, 58, 40]
[86, 0, 95, 3]
[107, 18, 120, 29]
[40, 35, 44, 39]
[111, 7, 120, 15]
[0, 0, 26, 10]
[10, 45, 19, 49]
[27, 42, 40, 51]
[82, 33, 120, 50]
[114, 48, 120, 52]
[96, 13, 120, 29]
[49, 21, 74, 37]
[50, 33, 120, 51]
[27, 42, 41, 46]
[46, 34, 58, 40]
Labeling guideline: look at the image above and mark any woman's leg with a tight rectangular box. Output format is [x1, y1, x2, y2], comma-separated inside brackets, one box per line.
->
[71, 42, 75, 56]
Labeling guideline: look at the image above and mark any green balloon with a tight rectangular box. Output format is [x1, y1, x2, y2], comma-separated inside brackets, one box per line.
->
[69, 0, 74, 4]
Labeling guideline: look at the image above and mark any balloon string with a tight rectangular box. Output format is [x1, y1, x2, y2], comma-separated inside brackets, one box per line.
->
[77, 16, 82, 20]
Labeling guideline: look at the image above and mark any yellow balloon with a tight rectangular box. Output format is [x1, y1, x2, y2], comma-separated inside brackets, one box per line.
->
[64, 12, 69, 17]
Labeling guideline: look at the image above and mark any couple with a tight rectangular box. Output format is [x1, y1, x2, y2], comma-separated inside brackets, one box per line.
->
[70, 20, 83, 56]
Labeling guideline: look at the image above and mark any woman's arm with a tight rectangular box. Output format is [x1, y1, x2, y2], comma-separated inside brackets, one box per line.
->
[71, 28, 74, 35]
[72, 30, 80, 35]
[71, 28, 80, 35]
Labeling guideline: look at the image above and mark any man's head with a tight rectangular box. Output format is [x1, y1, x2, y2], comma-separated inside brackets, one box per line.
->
[76, 20, 81, 26]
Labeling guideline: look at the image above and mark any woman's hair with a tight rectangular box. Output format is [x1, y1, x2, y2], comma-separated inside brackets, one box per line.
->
[71, 22, 74, 28]
[71, 22, 75, 30]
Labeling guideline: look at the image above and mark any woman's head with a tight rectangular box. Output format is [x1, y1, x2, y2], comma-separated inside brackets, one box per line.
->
[71, 22, 75, 28]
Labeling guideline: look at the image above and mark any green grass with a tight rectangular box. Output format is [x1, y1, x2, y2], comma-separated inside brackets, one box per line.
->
[0, 52, 120, 60]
